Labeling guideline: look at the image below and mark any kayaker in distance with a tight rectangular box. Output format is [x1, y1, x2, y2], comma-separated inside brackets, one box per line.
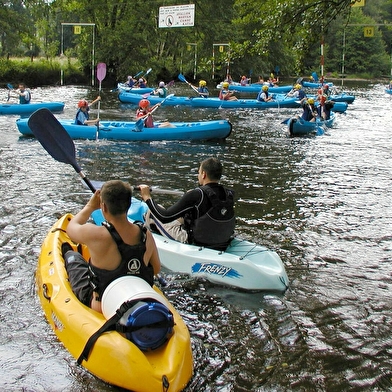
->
[301, 98, 318, 122]
[74, 96, 101, 126]
[11, 83, 31, 104]
[151, 81, 168, 98]
[197, 80, 209, 98]
[62, 180, 161, 313]
[139, 157, 236, 251]
[256, 85, 274, 102]
[135, 98, 172, 128]
[219, 81, 238, 101]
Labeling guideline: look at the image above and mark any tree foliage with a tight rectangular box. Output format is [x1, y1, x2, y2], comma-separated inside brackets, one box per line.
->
[1, 0, 392, 82]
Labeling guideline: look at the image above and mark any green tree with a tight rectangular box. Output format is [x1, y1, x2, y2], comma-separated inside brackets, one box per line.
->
[327, 8, 391, 77]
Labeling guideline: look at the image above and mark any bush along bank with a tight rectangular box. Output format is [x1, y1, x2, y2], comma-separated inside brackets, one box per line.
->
[0, 58, 88, 87]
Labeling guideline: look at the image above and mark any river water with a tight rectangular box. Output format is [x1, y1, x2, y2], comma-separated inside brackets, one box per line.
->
[1, 81, 391, 391]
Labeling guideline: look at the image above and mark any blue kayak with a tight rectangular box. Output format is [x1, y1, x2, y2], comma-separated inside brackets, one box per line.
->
[190, 96, 300, 109]
[307, 93, 355, 104]
[16, 117, 232, 141]
[385, 88, 392, 95]
[216, 82, 293, 94]
[116, 83, 154, 94]
[118, 91, 194, 106]
[287, 112, 336, 136]
[0, 101, 65, 116]
[90, 198, 289, 292]
[118, 91, 300, 109]
[301, 81, 334, 89]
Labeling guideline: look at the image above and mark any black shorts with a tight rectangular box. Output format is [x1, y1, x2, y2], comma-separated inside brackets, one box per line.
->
[64, 251, 93, 306]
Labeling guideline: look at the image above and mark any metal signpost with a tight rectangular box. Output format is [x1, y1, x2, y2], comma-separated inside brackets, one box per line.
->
[61, 22, 95, 86]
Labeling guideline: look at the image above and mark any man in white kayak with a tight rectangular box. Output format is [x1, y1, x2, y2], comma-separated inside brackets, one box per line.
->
[139, 157, 236, 251]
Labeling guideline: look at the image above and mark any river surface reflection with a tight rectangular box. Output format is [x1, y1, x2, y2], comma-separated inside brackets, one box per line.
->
[0, 81, 391, 391]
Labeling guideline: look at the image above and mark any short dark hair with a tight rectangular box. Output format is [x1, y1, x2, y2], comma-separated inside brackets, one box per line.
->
[200, 157, 222, 181]
[101, 180, 132, 215]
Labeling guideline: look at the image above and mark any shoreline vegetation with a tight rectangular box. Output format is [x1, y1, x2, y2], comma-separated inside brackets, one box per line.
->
[0, 57, 389, 88]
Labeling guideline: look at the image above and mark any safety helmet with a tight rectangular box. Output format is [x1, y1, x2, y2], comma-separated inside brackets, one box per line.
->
[78, 99, 88, 108]
[139, 78, 144, 83]
[159, 81, 165, 87]
[199, 80, 207, 87]
[262, 85, 269, 91]
[222, 82, 229, 88]
[295, 84, 302, 90]
[139, 99, 150, 108]
[307, 98, 315, 104]
[324, 84, 329, 90]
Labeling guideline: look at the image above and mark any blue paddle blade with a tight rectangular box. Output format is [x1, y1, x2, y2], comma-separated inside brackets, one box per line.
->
[178, 73, 186, 83]
[7, 83, 13, 90]
[135, 118, 144, 131]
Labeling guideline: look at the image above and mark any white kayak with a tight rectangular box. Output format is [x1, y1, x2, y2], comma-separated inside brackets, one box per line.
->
[91, 197, 289, 292]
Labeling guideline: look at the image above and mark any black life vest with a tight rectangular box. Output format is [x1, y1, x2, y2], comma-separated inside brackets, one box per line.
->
[190, 185, 235, 250]
[88, 222, 153, 299]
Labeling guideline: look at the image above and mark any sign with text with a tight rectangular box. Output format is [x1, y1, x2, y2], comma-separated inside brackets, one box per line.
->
[159, 4, 195, 28]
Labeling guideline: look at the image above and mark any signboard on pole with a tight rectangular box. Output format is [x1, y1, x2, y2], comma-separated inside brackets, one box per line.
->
[159, 4, 195, 28]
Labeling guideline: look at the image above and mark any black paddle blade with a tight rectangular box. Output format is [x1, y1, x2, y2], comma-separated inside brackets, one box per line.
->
[28, 108, 96, 193]
[28, 108, 80, 171]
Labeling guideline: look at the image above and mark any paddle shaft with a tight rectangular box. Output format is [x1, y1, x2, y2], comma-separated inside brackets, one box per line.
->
[135, 93, 175, 130]
[178, 74, 199, 95]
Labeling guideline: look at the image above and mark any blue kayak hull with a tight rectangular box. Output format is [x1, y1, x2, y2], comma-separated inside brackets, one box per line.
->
[118, 91, 300, 109]
[216, 83, 293, 94]
[288, 113, 335, 136]
[0, 101, 65, 116]
[16, 118, 232, 141]
[116, 83, 154, 94]
[308, 93, 355, 104]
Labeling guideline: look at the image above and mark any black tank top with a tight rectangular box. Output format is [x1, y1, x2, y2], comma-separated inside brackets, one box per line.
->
[88, 222, 154, 300]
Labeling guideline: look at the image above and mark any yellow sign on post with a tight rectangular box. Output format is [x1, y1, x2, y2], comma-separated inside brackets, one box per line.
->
[219, 46, 224, 53]
[364, 26, 374, 37]
[351, 0, 365, 6]
[74, 26, 82, 34]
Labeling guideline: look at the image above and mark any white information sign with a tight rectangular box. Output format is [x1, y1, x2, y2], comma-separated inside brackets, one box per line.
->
[159, 4, 195, 28]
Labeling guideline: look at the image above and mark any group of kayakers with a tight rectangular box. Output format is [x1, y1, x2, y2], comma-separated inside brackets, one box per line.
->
[63, 157, 235, 313]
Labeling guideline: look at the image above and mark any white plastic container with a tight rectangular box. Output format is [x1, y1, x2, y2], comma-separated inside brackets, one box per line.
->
[102, 276, 169, 319]
[101, 276, 173, 351]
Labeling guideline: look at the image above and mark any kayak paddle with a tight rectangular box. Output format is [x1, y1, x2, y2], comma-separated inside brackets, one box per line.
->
[88, 180, 184, 196]
[178, 73, 200, 95]
[135, 93, 175, 131]
[7, 83, 13, 102]
[96, 62, 106, 139]
[27, 108, 183, 196]
[28, 108, 96, 192]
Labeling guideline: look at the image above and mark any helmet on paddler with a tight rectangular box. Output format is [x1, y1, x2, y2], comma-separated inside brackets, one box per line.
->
[199, 80, 207, 87]
[139, 99, 150, 108]
[307, 98, 315, 105]
[295, 84, 302, 90]
[222, 82, 229, 88]
[78, 99, 89, 108]
[262, 85, 269, 91]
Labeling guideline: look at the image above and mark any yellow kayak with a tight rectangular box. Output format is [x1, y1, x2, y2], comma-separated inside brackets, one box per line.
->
[36, 214, 193, 391]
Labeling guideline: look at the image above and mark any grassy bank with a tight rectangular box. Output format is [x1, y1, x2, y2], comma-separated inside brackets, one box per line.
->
[0, 57, 88, 87]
